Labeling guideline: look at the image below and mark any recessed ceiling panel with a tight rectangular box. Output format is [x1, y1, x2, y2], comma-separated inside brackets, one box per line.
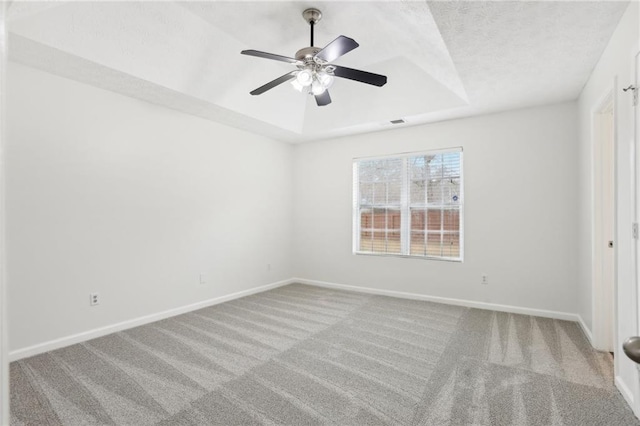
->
[6, 1, 630, 143]
[303, 56, 467, 135]
[180, 1, 468, 101]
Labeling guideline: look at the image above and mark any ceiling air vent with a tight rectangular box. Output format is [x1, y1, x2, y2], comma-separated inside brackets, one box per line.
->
[390, 119, 405, 124]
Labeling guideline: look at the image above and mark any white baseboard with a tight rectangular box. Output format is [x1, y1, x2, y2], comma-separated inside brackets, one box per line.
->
[616, 375, 635, 411]
[7, 277, 590, 361]
[9, 278, 294, 362]
[577, 315, 594, 345]
[293, 278, 581, 322]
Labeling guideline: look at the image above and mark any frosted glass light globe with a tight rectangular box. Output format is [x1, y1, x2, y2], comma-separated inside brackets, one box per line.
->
[317, 71, 334, 89]
[296, 69, 313, 87]
[311, 80, 326, 95]
[291, 79, 305, 92]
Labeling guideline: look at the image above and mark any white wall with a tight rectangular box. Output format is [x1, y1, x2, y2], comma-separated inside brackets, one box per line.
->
[6, 63, 293, 354]
[293, 102, 579, 315]
[577, 1, 639, 413]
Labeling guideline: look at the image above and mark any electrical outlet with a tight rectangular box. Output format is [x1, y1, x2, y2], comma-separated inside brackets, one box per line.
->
[481, 275, 489, 285]
[267, 263, 271, 271]
[199, 274, 207, 285]
[90, 293, 100, 306]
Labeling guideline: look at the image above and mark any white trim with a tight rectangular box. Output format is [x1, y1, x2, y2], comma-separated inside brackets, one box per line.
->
[9, 278, 294, 362]
[352, 162, 360, 253]
[400, 156, 409, 255]
[294, 278, 580, 322]
[616, 375, 636, 414]
[591, 86, 617, 352]
[0, 4, 7, 424]
[353, 251, 462, 262]
[627, 46, 640, 420]
[353, 146, 463, 162]
[633, 47, 640, 357]
[578, 314, 594, 345]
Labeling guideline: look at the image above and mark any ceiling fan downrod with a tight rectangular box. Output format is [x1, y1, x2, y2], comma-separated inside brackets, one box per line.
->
[302, 8, 322, 47]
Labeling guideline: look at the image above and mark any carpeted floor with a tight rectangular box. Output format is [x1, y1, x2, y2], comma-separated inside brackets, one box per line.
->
[10, 284, 639, 425]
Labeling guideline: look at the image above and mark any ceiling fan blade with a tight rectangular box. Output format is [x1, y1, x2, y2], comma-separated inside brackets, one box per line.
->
[314, 35, 359, 63]
[250, 72, 297, 95]
[333, 65, 387, 87]
[241, 49, 301, 65]
[315, 90, 332, 106]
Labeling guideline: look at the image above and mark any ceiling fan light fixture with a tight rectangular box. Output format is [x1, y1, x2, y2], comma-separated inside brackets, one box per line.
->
[291, 79, 307, 92]
[296, 69, 313, 86]
[241, 7, 387, 106]
[317, 71, 334, 89]
[311, 78, 326, 95]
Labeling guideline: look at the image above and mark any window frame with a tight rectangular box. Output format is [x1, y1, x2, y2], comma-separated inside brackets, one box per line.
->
[352, 147, 464, 262]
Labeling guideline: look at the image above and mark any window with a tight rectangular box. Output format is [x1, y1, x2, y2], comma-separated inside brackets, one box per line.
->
[353, 148, 463, 261]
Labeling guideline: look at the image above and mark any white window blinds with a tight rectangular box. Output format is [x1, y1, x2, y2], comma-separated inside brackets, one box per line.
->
[353, 148, 463, 261]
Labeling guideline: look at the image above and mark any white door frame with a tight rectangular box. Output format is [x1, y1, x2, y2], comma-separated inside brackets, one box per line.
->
[593, 88, 617, 352]
[628, 47, 640, 417]
[0, 3, 8, 425]
[634, 50, 640, 343]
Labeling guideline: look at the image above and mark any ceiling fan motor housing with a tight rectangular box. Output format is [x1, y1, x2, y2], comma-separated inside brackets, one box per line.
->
[294, 47, 335, 77]
[295, 47, 321, 62]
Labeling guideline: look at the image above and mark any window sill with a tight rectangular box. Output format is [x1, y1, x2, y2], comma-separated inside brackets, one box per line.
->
[353, 251, 463, 263]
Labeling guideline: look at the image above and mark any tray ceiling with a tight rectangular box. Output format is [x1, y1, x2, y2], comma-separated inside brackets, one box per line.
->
[7, 1, 629, 143]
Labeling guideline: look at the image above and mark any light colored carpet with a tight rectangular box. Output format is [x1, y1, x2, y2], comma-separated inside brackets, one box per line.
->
[10, 283, 639, 425]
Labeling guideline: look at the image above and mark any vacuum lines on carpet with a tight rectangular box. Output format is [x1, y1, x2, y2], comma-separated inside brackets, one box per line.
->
[10, 284, 638, 425]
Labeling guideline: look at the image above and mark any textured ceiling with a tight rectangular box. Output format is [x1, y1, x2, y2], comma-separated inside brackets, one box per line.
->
[7, 1, 630, 143]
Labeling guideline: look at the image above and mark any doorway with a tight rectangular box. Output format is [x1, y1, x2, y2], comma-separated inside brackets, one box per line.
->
[593, 92, 616, 352]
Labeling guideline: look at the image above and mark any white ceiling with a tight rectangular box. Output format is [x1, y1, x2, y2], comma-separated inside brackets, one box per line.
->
[7, 1, 629, 143]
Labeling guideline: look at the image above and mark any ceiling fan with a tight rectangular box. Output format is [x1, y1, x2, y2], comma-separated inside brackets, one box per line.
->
[240, 8, 387, 107]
